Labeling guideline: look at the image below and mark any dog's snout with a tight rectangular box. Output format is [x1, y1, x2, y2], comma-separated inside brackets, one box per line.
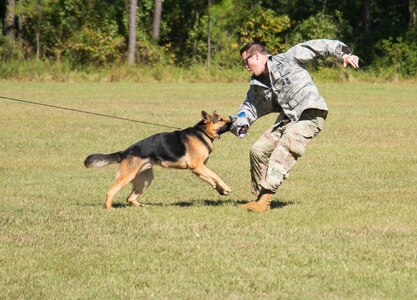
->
[217, 120, 232, 135]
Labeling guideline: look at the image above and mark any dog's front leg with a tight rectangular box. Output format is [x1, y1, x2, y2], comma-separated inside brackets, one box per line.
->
[192, 166, 217, 189]
[192, 165, 232, 195]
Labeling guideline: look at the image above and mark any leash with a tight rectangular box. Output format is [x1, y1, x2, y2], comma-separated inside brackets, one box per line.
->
[0, 95, 181, 130]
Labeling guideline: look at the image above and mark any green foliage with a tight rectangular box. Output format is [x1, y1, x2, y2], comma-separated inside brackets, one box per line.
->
[136, 32, 172, 65]
[289, 11, 351, 45]
[159, 0, 205, 61]
[14, 0, 128, 63]
[239, 8, 291, 54]
[373, 32, 417, 79]
[287, 11, 353, 68]
[184, 15, 209, 65]
[66, 26, 125, 66]
[0, 0, 416, 78]
[0, 37, 24, 61]
[209, 0, 248, 67]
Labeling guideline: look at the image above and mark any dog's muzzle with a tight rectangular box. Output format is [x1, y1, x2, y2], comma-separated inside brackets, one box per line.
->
[217, 122, 232, 135]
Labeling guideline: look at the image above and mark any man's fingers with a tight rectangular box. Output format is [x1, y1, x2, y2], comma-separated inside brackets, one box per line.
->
[343, 54, 359, 69]
[349, 55, 359, 68]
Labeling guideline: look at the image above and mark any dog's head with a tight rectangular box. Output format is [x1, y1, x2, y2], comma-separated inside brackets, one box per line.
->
[199, 111, 232, 139]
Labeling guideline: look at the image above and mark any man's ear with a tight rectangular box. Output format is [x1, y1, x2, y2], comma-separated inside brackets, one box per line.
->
[201, 111, 212, 123]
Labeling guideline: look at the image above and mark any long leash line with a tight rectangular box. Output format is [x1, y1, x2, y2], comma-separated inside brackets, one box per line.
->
[0, 95, 181, 130]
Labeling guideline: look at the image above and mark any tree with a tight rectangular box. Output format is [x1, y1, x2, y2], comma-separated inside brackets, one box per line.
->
[152, 0, 162, 41]
[239, 8, 291, 54]
[362, 0, 372, 51]
[128, 0, 137, 65]
[33, 2, 43, 59]
[410, 0, 417, 26]
[4, 0, 16, 37]
[207, 0, 211, 67]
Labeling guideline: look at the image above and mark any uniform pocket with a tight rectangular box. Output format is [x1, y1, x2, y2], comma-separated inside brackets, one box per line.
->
[297, 110, 325, 138]
[293, 116, 324, 139]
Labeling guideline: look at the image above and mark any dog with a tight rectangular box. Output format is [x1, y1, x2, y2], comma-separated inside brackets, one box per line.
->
[84, 111, 232, 208]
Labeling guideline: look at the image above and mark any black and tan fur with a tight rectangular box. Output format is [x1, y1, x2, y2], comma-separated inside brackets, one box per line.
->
[84, 111, 232, 208]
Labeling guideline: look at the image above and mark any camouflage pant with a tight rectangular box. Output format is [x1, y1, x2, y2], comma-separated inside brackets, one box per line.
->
[250, 109, 326, 195]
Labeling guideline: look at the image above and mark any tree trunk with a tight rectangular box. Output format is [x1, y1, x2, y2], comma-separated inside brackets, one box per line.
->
[362, 0, 371, 49]
[207, 0, 211, 67]
[36, 30, 40, 59]
[192, 10, 198, 59]
[17, 13, 23, 43]
[5, 0, 16, 38]
[36, 4, 42, 59]
[410, 0, 417, 26]
[128, 0, 137, 65]
[152, 0, 162, 41]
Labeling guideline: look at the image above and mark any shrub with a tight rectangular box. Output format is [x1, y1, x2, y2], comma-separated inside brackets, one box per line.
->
[288, 11, 353, 69]
[373, 34, 417, 78]
[289, 11, 350, 45]
[136, 32, 173, 66]
[239, 8, 291, 54]
[65, 25, 125, 66]
[0, 36, 25, 62]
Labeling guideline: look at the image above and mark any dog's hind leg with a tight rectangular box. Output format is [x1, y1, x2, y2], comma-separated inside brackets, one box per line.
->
[127, 167, 154, 207]
[105, 157, 144, 209]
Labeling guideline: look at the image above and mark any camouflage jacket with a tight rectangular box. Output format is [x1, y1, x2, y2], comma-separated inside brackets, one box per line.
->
[237, 39, 352, 125]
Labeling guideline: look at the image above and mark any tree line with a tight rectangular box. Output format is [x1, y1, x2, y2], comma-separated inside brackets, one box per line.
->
[1, 0, 416, 77]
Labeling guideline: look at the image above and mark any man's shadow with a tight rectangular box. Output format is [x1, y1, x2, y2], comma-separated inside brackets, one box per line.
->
[173, 199, 294, 209]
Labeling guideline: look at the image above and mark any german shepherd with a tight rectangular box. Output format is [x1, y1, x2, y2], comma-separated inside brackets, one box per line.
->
[84, 111, 232, 208]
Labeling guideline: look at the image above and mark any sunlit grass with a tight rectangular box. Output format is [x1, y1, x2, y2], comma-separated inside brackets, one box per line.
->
[1, 81, 416, 299]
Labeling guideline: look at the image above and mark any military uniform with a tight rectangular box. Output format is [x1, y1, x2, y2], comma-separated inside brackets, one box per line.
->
[234, 39, 352, 195]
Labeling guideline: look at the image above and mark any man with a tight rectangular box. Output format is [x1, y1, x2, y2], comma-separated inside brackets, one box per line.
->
[230, 39, 359, 212]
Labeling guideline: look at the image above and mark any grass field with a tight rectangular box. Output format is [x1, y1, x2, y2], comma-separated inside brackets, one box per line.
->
[1, 80, 416, 299]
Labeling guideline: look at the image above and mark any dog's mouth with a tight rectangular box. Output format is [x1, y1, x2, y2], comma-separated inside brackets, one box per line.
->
[217, 122, 232, 135]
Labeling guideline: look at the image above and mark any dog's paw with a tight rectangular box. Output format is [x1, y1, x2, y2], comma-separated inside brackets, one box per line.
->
[127, 199, 148, 207]
[216, 185, 232, 196]
[222, 190, 231, 196]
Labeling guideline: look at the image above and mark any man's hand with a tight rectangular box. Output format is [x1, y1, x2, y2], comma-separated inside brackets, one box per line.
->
[229, 114, 250, 138]
[343, 54, 359, 68]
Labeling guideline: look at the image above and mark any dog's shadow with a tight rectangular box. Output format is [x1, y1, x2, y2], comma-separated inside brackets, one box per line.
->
[110, 199, 293, 209]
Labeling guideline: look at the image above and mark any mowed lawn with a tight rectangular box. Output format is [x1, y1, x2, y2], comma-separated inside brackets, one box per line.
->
[1, 80, 416, 299]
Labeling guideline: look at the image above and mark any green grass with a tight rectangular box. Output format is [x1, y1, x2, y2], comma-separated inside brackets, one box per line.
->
[1, 81, 416, 299]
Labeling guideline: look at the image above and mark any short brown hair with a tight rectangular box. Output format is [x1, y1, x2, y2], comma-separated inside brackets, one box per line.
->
[240, 42, 268, 56]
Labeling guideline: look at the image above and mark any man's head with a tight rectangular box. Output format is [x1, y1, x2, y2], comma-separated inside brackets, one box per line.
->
[240, 42, 269, 77]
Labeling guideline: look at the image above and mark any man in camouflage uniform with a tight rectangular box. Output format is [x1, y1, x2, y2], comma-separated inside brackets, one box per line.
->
[230, 39, 359, 212]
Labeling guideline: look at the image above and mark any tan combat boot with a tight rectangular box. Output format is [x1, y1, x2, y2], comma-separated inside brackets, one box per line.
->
[238, 191, 273, 212]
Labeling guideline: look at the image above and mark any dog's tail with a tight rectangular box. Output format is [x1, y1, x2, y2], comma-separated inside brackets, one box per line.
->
[84, 152, 122, 168]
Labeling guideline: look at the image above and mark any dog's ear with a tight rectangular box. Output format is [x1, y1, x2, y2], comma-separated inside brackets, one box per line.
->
[211, 110, 219, 123]
[201, 111, 212, 123]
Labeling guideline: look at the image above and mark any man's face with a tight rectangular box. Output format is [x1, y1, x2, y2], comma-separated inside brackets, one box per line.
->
[242, 51, 266, 76]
